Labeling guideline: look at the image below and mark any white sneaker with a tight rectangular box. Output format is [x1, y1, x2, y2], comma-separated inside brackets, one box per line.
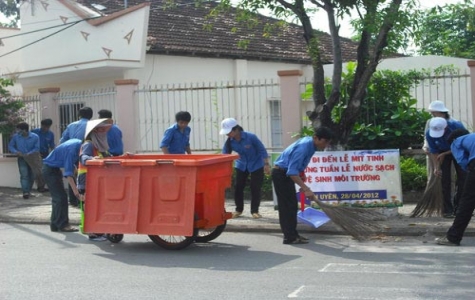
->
[232, 211, 242, 218]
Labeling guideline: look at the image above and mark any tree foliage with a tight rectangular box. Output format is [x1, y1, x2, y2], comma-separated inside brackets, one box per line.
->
[0, 0, 20, 28]
[414, 1, 475, 59]
[214, 0, 412, 148]
[301, 64, 431, 150]
[0, 78, 27, 134]
[350, 1, 419, 55]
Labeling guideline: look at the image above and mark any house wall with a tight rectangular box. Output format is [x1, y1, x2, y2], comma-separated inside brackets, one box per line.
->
[322, 55, 471, 78]
[125, 55, 310, 86]
[378, 55, 470, 72]
[19, 0, 148, 70]
[0, 0, 150, 92]
[14, 54, 309, 94]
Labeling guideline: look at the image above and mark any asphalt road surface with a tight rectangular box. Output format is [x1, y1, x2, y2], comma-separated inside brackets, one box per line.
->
[1, 223, 474, 300]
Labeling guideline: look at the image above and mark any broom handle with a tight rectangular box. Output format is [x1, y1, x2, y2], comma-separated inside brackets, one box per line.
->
[300, 191, 305, 212]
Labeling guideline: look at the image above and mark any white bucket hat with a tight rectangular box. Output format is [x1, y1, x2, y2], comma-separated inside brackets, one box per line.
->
[428, 117, 447, 138]
[84, 118, 112, 139]
[219, 118, 238, 135]
[428, 100, 449, 113]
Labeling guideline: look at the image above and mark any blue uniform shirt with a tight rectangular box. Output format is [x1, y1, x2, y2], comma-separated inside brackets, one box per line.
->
[451, 133, 475, 171]
[59, 118, 88, 143]
[221, 131, 268, 173]
[273, 136, 316, 176]
[31, 128, 55, 155]
[107, 124, 123, 156]
[160, 123, 191, 154]
[426, 119, 466, 154]
[43, 139, 82, 177]
[8, 132, 40, 155]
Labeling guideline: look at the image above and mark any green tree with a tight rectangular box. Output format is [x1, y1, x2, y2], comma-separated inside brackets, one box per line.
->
[0, 78, 26, 135]
[349, 2, 420, 55]
[214, 0, 416, 148]
[301, 64, 431, 150]
[414, 1, 475, 59]
[0, 0, 20, 27]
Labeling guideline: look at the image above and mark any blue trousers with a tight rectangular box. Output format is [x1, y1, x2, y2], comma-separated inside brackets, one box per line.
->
[17, 157, 34, 194]
[42, 164, 69, 230]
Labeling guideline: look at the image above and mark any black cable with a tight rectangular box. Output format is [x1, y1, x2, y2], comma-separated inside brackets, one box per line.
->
[0, 1, 213, 58]
[0, 1, 208, 40]
[0, 16, 100, 40]
[0, 19, 82, 58]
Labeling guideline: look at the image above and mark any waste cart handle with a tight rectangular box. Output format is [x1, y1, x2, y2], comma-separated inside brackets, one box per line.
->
[103, 160, 121, 165]
[155, 160, 175, 165]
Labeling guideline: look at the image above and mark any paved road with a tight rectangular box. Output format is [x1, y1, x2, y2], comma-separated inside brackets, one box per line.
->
[1, 223, 474, 300]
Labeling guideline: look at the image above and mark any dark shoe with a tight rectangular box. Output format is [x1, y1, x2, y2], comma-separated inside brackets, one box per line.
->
[37, 187, 49, 193]
[283, 237, 309, 245]
[50, 226, 58, 232]
[298, 235, 309, 242]
[88, 234, 107, 242]
[22, 193, 30, 199]
[435, 236, 460, 246]
[59, 225, 78, 232]
[443, 213, 455, 219]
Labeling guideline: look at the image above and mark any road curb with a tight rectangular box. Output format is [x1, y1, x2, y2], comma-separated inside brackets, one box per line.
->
[3, 214, 474, 238]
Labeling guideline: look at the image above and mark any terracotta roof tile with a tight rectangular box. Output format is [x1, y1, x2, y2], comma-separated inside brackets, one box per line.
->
[75, 0, 358, 63]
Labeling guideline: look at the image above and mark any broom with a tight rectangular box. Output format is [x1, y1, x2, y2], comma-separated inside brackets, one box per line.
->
[311, 195, 383, 240]
[410, 173, 443, 217]
[22, 153, 44, 184]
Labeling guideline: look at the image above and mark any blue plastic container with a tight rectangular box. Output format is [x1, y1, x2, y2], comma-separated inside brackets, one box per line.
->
[297, 207, 331, 228]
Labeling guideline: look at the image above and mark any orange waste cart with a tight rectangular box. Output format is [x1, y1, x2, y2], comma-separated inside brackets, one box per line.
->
[82, 153, 238, 250]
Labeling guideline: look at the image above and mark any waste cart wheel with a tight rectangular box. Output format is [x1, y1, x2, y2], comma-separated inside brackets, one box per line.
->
[148, 229, 198, 250]
[106, 234, 124, 243]
[195, 222, 227, 243]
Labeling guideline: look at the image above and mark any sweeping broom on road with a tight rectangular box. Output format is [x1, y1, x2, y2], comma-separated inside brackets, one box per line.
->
[310, 194, 383, 240]
[410, 172, 443, 218]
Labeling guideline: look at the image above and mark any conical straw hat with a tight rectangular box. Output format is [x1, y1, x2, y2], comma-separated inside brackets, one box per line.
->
[84, 118, 112, 140]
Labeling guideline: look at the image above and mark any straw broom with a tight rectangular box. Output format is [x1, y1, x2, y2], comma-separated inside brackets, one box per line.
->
[311, 195, 382, 240]
[410, 173, 443, 218]
[22, 153, 44, 183]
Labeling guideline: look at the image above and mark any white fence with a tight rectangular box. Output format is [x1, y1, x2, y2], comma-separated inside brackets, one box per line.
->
[410, 71, 472, 129]
[55, 87, 117, 132]
[135, 80, 282, 152]
[1, 72, 473, 155]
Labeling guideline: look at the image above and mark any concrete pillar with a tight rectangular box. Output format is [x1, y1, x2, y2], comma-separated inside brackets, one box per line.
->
[277, 70, 303, 148]
[114, 79, 139, 153]
[468, 61, 475, 129]
[38, 87, 60, 144]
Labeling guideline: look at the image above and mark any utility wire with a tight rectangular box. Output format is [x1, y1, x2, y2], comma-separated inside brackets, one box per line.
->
[0, 16, 100, 39]
[0, 1, 212, 58]
[0, 0, 207, 40]
[0, 19, 83, 58]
